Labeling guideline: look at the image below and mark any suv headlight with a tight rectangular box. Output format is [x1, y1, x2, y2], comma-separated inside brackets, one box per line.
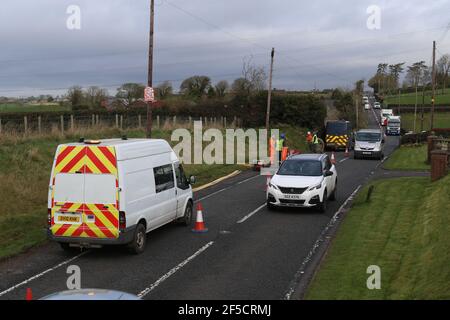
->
[308, 183, 322, 191]
[269, 182, 280, 191]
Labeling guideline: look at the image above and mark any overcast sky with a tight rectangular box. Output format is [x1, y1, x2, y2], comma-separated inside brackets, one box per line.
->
[1, 0, 450, 97]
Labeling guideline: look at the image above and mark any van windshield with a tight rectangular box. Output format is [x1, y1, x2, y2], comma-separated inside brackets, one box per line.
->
[326, 122, 348, 135]
[278, 160, 323, 177]
[356, 132, 381, 142]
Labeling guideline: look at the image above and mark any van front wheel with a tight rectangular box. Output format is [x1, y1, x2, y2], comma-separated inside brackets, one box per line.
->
[128, 223, 146, 255]
[178, 202, 193, 226]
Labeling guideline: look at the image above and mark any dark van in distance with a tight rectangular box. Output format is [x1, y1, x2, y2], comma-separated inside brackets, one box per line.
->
[325, 120, 353, 151]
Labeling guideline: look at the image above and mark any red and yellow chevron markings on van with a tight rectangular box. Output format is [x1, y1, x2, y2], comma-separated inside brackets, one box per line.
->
[54, 146, 117, 175]
[326, 135, 348, 146]
[51, 203, 119, 239]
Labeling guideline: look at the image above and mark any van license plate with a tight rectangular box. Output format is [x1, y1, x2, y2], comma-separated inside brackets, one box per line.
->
[363, 152, 372, 155]
[57, 214, 81, 224]
[283, 194, 301, 200]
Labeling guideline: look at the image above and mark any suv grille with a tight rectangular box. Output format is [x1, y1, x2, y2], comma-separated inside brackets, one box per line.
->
[279, 199, 306, 205]
[279, 187, 307, 194]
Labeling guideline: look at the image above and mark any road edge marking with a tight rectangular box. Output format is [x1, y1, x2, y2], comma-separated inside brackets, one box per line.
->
[0, 251, 89, 297]
[283, 184, 362, 300]
[137, 241, 214, 298]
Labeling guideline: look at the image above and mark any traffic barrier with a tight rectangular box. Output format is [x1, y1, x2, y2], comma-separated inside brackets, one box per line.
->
[192, 203, 208, 233]
[281, 147, 289, 161]
[26, 288, 33, 301]
[331, 152, 336, 164]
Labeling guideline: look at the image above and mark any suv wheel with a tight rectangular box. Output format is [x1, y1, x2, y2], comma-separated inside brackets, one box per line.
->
[317, 190, 328, 213]
[329, 182, 337, 201]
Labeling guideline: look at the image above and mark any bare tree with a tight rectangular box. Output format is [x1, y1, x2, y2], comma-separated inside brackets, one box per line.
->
[406, 61, 426, 132]
[215, 80, 229, 97]
[86, 86, 108, 109]
[156, 81, 173, 99]
[437, 54, 450, 94]
[242, 56, 267, 92]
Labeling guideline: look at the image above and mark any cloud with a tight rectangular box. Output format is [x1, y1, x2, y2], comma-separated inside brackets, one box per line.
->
[1, 0, 450, 96]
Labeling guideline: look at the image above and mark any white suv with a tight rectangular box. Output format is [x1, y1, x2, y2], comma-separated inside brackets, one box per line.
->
[266, 154, 337, 212]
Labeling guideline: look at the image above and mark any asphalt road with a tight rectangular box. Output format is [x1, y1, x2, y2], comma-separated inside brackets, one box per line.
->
[0, 107, 400, 300]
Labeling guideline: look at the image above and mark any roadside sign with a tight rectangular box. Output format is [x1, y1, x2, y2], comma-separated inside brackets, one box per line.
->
[144, 87, 155, 103]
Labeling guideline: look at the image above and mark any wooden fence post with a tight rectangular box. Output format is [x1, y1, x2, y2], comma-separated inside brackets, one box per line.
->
[115, 114, 119, 128]
[188, 116, 192, 129]
[70, 115, 74, 131]
[0, 118, 2, 134]
[91, 114, 95, 127]
[157, 115, 160, 129]
[24, 116, 28, 134]
[138, 114, 142, 128]
[120, 115, 123, 130]
[60, 115, 64, 135]
[173, 115, 177, 126]
[96, 114, 99, 125]
[38, 116, 42, 134]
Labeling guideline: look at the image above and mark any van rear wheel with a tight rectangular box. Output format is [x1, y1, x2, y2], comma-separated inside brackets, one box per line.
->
[128, 223, 146, 255]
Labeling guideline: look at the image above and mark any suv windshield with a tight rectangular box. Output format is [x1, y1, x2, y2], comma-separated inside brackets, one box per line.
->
[278, 160, 323, 177]
[356, 132, 381, 142]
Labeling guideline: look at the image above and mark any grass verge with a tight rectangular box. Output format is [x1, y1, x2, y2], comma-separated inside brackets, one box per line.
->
[383, 144, 430, 171]
[400, 112, 450, 132]
[306, 175, 450, 299]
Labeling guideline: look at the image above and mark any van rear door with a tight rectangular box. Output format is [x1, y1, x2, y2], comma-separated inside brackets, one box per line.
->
[50, 145, 120, 240]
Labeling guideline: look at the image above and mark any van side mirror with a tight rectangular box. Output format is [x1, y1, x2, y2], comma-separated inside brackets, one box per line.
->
[189, 176, 196, 185]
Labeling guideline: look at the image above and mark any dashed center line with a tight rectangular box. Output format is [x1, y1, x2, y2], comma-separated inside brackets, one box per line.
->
[137, 241, 214, 298]
[237, 203, 266, 224]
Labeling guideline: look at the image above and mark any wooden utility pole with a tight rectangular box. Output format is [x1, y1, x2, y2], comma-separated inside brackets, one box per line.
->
[431, 40, 436, 130]
[146, 0, 155, 138]
[265, 48, 275, 133]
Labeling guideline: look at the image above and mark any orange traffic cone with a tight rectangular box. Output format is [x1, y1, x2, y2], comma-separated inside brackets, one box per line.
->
[331, 152, 336, 164]
[26, 288, 33, 301]
[192, 203, 208, 233]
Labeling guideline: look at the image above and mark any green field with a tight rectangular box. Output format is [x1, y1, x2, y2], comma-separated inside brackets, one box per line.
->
[306, 176, 450, 300]
[399, 112, 450, 131]
[0, 103, 70, 113]
[384, 144, 430, 171]
[384, 88, 450, 106]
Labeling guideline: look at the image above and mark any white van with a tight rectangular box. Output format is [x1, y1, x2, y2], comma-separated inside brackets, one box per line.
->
[354, 129, 385, 160]
[381, 109, 393, 126]
[47, 138, 195, 254]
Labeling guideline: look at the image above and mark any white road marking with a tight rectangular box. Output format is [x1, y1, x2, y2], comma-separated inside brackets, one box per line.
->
[237, 203, 267, 224]
[237, 174, 260, 185]
[137, 241, 214, 298]
[195, 174, 260, 203]
[195, 187, 231, 203]
[284, 184, 362, 300]
[0, 251, 89, 297]
[339, 157, 349, 163]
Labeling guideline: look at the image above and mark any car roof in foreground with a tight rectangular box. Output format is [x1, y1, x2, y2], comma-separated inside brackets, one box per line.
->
[288, 154, 325, 161]
[41, 289, 140, 300]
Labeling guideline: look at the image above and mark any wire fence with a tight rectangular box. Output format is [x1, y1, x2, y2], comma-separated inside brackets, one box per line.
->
[0, 113, 243, 136]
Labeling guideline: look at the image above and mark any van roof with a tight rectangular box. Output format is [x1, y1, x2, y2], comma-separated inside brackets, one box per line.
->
[62, 139, 174, 161]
